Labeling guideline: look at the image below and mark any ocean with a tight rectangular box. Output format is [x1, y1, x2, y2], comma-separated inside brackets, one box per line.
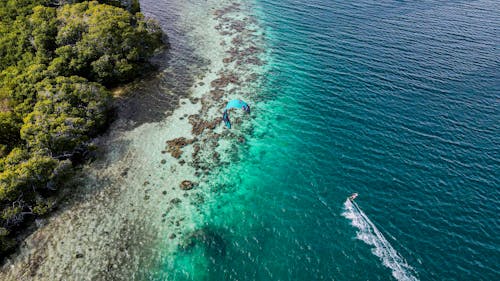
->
[161, 0, 499, 280]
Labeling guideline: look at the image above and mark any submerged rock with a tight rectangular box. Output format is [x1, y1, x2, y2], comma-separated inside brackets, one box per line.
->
[180, 180, 195, 190]
[231, 35, 243, 45]
[120, 168, 129, 177]
[246, 57, 264, 65]
[229, 20, 246, 32]
[170, 198, 182, 204]
[213, 152, 220, 162]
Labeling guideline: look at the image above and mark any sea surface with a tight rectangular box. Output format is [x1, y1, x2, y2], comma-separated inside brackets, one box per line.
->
[147, 0, 499, 280]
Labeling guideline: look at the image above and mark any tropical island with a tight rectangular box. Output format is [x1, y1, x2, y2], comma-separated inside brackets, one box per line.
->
[0, 0, 164, 258]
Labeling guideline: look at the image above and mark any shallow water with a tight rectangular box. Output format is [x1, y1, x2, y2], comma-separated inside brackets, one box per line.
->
[152, 0, 499, 280]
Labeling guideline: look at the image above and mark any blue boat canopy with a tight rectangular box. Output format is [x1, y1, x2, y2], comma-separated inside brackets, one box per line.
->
[223, 99, 250, 129]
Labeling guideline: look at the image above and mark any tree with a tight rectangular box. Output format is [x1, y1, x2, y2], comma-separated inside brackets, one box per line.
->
[0, 17, 33, 71]
[0, 151, 70, 228]
[20, 76, 111, 157]
[0, 227, 15, 253]
[0, 63, 48, 117]
[0, 112, 22, 150]
[49, 1, 163, 85]
[29, 5, 59, 64]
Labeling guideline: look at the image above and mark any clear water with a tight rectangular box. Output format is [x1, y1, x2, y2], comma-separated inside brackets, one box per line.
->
[152, 0, 499, 280]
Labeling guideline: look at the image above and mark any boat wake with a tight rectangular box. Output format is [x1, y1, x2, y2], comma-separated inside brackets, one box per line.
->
[342, 199, 419, 281]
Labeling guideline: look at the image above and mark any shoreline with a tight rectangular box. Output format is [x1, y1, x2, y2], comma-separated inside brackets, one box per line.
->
[0, 0, 267, 280]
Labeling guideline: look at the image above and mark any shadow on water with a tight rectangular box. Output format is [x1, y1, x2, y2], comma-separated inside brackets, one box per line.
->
[180, 226, 227, 258]
[111, 44, 209, 130]
[109, 0, 214, 130]
[144, 226, 229, 281]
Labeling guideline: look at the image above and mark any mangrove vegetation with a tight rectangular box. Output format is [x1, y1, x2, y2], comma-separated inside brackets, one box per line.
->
[0, 0, 164, 258]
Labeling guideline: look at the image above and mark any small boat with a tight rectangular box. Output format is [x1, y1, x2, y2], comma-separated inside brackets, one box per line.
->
[348, 193, 358, 201]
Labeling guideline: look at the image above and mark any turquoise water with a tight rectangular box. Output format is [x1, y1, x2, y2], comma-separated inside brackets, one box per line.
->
[163, 0, 499, 280]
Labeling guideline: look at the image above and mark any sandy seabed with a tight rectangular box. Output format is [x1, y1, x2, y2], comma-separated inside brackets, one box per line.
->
[0, 0, 267, 280]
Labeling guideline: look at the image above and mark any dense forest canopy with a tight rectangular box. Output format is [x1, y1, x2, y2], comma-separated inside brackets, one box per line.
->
[0, 0, 163, 256]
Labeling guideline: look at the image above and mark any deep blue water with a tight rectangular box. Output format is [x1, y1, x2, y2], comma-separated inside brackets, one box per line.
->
[165, 0, 499, 280]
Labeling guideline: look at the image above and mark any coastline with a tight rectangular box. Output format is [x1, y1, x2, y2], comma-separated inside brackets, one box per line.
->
[0, 0, 267, 280]
[1, 1, 497, 280]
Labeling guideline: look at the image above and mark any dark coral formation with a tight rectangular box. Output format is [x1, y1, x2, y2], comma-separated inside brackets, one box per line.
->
[179, 180, 195, 190]
[210, 89, 225, 100]
[210, 72, 240, 88]
[213, 3, 241, 19]
[188, 115, 222, 135]
[165, 137, 195, 158]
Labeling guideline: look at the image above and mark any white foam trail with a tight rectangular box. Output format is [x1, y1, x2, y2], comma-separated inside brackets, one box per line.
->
[342, 199, 419, 281]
